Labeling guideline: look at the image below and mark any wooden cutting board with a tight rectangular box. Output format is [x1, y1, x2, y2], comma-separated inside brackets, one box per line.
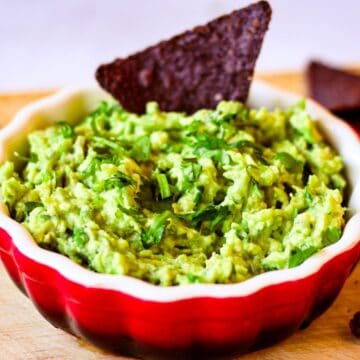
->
[0, 72, 359, 360]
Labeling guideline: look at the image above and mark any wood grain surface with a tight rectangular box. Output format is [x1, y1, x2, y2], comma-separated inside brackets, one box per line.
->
[0, 72, 359, 359]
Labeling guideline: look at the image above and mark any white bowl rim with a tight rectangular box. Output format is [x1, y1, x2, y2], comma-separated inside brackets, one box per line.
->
[0, 81, 359, 302]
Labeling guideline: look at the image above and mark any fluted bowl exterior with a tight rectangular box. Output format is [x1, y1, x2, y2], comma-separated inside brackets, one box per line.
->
[0, 82, 359, 357]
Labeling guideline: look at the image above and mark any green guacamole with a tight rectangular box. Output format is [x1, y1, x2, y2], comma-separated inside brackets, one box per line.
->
[0, 100, 346, 285]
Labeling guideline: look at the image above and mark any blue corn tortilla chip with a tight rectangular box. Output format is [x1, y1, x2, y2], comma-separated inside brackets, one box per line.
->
[307, 61, 360, 112]
[96, 1, 271, 114]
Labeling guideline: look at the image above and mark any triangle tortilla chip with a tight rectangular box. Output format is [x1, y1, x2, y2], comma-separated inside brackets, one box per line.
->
[307, 61, 360, 112]
[96, 1, 271, 114]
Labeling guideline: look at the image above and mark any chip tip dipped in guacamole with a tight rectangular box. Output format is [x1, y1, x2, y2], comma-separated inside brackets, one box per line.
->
[0, 100, 346, 286]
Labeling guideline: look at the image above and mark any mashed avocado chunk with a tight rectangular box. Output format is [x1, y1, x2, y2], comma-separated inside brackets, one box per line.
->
[0, 100, 346, 285]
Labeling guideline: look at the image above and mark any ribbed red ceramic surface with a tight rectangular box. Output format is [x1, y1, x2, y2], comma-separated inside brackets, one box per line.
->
[0, 227, 359, 357]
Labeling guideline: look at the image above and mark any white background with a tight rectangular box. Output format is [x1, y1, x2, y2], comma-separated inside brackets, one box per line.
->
[1, 0, 360, 91]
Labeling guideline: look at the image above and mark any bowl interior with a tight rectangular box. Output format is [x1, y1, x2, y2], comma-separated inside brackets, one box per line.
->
[248, 82, 360, 213]
[0, 82, 359, 301]
[0, 88, 113, 169]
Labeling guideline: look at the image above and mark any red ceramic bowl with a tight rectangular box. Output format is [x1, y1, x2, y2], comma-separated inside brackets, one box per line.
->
[0, 82, 359, 358]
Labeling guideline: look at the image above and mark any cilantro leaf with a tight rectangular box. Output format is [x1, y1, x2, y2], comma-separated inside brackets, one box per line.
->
[323, 227, 342, 246]
[250, 176, 262, 197]
[81, 154, 117, 178]
[180, 204, 229, 230]
[289, 246, 318, 268]
[195, 134, 227, 150]
[24, 201, 43, 216]
[104, 172, 136, 190]
[141, 211, 171, 247]
[184, 133, 226, 151]
[193, 186, 204, 205]
[208, 206, 230, 232]
[73, 228, 89, 246]
[56, 121, 74, 138]
[304, 190, 313, 205]
[228, 140, 268, 164]
[228, 139, 262, 153]
[131, 135, 150, 162]
[186, 273, 201, 283]
[185, 120, 203, 136]
[275, 152, 303, 173]
[180, 161, 202, 190]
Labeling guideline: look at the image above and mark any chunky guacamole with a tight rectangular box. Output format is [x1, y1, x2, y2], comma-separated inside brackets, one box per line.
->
[0, 100, 346, 285]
